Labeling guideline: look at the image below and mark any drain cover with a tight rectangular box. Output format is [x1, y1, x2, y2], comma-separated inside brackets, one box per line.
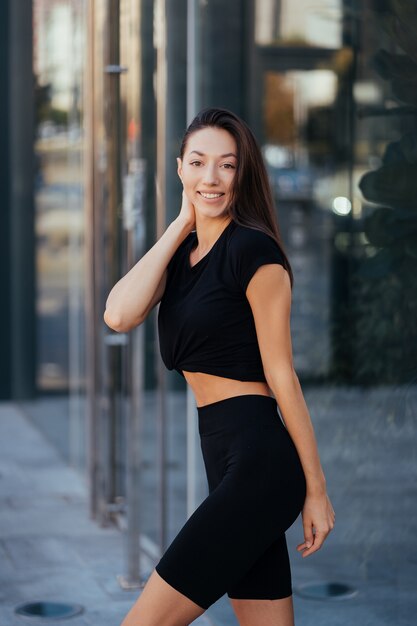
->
[15, 602, 84, 620]
[295, 582, 358, 600]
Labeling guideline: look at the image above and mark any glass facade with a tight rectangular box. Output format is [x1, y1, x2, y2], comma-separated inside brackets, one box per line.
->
[8, 0, 414, 610]
[28, 0, 87, 467]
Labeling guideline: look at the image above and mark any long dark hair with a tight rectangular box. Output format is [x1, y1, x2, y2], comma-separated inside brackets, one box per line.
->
[179, 107, 294, 288]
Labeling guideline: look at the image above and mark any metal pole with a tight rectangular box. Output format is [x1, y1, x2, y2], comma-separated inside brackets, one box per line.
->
[116, 0, 149, 588]
[85, 0, 99, 521]
[105, 0, 123, 517]
[118, 159, 147, 589]
[8, 0, 36, 400]
[186, 0, 199, 520]
[68, 3, 84, 470]
[154, 0, 168, 554]
[126, 320, 144, 585]
[186, 0, 198, 126]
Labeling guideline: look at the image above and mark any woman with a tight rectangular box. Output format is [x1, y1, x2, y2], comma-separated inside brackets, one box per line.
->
[105, 107, 335, 626]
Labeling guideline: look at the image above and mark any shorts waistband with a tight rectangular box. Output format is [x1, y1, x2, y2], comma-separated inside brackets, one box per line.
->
[197, 394, 279, 436]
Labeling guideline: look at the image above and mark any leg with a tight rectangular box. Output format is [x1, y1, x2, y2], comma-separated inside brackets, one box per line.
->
[120, 569, 206, 626]
[229, 596, 294, 626]
[226, 533, 295, 626]
[120, 395, 305, 625]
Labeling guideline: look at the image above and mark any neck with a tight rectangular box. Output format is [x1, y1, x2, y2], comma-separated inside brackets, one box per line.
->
[194, 215, 232, 251]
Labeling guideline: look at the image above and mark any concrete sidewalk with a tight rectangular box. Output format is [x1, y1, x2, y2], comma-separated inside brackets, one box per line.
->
[1, 386, 417, 626]
[0, 402, 212, 626]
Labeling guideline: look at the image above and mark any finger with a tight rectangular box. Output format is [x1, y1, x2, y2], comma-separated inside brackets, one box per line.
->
[297, 533, 315, 552]
[303, 527, 314, 549]
[302, 545, 318, 557]
[302, 531, 328, 557]
[302, 542, 323, 557]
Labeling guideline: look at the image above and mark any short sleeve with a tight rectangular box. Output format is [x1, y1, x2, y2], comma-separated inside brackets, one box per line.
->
[229, 226, 285, 293]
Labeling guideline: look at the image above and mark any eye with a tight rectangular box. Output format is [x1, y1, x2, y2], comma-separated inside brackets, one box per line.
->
[190, 160, 202, 166]
[222, 163, 236, 169]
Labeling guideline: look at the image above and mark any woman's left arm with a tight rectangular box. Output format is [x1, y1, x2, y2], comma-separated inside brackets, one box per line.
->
[246, 263, 336, 557]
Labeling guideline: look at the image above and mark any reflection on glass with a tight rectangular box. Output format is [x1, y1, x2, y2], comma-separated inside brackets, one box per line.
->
[251, 6, 416, 621]
[262, 68, 339, 377]
[255, 0, 342, 48]
[34, 0, 85, 392]
[31, 0, 86, 466]
[354, 1, 417, 385]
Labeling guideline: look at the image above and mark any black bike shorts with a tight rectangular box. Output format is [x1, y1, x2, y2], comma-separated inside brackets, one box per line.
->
[155, 394, 306, 610]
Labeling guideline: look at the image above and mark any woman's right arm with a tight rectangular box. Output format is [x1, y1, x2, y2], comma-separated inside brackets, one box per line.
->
[104, 215, 193, 332]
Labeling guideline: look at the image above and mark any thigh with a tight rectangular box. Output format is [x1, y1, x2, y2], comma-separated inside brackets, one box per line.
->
[227, 534, 292, 601]
[155, 473, 280, 610]
[120, 569, 206, 626]
[229, 596, 295, 626]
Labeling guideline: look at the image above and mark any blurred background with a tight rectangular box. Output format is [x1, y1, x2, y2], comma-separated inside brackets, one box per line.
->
[1, 1, 416, 625]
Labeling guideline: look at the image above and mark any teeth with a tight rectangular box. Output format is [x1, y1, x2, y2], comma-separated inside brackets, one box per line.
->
[199, 192, 223, 199]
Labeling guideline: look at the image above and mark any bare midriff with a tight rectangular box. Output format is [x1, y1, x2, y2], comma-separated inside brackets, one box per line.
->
[182, 370, 275, 408]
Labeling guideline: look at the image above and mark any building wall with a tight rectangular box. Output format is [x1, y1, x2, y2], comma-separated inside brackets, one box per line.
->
[3, 0, 417, 556]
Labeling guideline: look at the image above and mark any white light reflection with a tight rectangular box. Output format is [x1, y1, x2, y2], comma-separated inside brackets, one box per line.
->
[332, 196, 352, 215]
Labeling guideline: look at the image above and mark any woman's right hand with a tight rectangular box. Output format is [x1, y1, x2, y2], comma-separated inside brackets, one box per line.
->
[178, 189, 196, 229]
[297, 491, 335, 557]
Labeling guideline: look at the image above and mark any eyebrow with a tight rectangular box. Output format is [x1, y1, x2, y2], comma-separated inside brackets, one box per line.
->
[188, 150, 237, 158]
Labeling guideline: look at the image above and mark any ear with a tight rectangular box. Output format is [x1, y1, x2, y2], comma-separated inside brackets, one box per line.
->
[177, 157, 183, 183]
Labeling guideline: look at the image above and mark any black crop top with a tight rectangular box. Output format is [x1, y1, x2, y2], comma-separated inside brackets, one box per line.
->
[157, 219, 285, 382]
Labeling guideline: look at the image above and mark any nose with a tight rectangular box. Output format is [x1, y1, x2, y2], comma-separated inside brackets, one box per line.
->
[202, 163, 219, 185]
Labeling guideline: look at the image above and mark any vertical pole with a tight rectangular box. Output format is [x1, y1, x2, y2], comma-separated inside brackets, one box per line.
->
[126, 318, 144, 585]
[105, 0, 122, 516]
[119, 159, 147, 588]
[0, 0, 11, 400]
[186, 0, 198, 124]
[117, 0, 147, 588]
[9, 0, 36, 399]
[125, 235, 144, 586]
[154, 0, 168, 553]
[85, 0, 99, 520]
[68, 2, 84, 470]
[186, 0, 199, 520]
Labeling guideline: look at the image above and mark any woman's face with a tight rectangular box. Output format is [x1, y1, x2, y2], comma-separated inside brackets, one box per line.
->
[177, 126, 237, 218]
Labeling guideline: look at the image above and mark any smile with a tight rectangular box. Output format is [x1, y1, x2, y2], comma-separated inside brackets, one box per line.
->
[198, 192, 225, 199]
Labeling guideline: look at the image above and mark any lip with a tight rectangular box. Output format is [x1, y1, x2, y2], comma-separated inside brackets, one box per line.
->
[197, 191, 225, 202]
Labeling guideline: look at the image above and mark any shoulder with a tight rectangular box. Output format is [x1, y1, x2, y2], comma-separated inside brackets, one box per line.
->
[228, 222, 284, 260]
[227, 222, 285, 293]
